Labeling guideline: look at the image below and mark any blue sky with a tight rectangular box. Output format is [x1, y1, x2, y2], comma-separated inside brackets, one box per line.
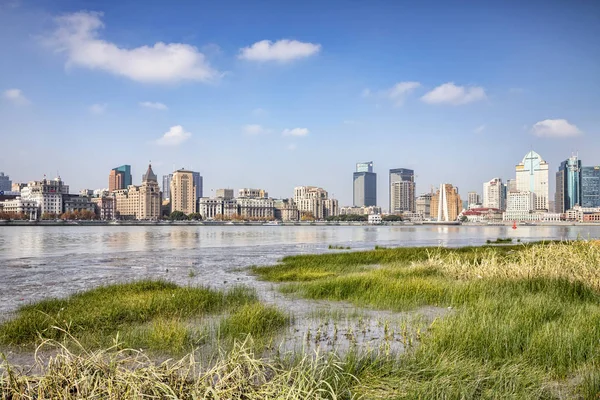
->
[0, 0, 598, 208]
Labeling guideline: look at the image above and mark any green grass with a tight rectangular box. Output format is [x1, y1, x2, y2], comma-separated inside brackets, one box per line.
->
[253, 241, 600, 398]
[328, 244, 351, 250]
[219, 303, 290, 339]
[0, 280, 280, 353]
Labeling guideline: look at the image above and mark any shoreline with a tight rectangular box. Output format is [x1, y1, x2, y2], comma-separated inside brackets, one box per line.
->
[0, 220, 590, 227]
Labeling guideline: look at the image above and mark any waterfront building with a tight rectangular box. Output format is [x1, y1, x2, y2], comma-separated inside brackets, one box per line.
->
[389, 168, 415, 213]
[91, 196, 116, 220]
[216, 189, 234, 199]
[431, 184, 462, 222]
[467, 192, 481, 208]
[113, 164, 161, 220]
[0, 172, 12, 192]
[238, 188, 268, 198]
[108, 165, 132, 193]
[20, 177, 69, 215]
[162, 174, 173, 200]
[1, 197, 38, 219]
[274, 199, 299, 221]
[581, 166, 600, 207]
[323, 199, 339, 219]
[236, 197, 275, 219]
[555, 155, 582, 213]
[198, 198, 237, 220]
[402, 211, 424, 222]
[460, 208, 503, 223]
[170, 169, 197, 215]
[192, 172, 203, 199]
[368, 214, 382, 225]
[515, 151, 549, 211]
[353, 162, 377, 207]
[339, 205, 382, 215]
[483, 178, 505, 210]
[416, 193, 432, 219]
[63, 194, 95, 214]
[294, 186, 338, 220]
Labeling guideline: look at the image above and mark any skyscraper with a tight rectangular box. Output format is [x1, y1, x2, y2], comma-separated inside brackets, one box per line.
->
[162, 174, 173, 200]
[555, 156, 582, 213]
[108, 165, 132, 192]
[170, 169, 197, 215]
[353, 162, 376, 207]
[483, 178, 505, 210]
[431, 184, 462, 222]
[515, 151, 549, 211]
[582, 166, 600, 208]
[389, 168, 415, 213]
[192, 171, 203, 199]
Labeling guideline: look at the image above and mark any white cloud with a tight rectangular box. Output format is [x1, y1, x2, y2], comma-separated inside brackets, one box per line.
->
[387, 81, 421, 106]
[282, 128, 309, 137]
[531, 119, 582, 138]
[474, 124, 486, 134]
[251, 108, 267, 117]
[3, 88, 30, 105]
[287, 143, 297, 151]
[89, 103, 107, 114]
[361, 88, 371, 98]
[243, 124, 270, 135]
[421, 82, 487, 105]
[139, 101, 168, 110]
[156, 125, 192, 146]
[239, 39, 321, 62]
[48, 11, 219, 83]
[343, 120, 356, 125]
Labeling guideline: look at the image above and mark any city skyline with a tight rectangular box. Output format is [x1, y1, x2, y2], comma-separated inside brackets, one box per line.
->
[1, 1, 599, 206]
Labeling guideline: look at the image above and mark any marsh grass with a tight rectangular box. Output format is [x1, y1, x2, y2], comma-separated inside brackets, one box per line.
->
[219, 303, 290, 340]
[0, 280, 264, 352]
[0, 336, 359, 399]
[254, 241, 600, 398]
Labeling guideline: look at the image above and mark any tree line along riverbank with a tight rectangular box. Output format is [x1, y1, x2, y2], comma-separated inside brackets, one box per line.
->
[1, 241, 599, 398]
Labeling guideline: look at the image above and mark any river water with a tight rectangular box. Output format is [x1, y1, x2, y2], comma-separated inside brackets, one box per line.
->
[1, 224, 599, 316]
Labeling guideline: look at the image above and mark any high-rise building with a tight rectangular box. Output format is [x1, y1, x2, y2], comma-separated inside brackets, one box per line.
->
[108, 165, 132, 193]
[0, 172, 12, 192]
[113, 164, 161, 220]
[582, 166, 600, 208]
[467, 191, 481, 207]
[555, 156, 582, 213]
[170, 169, 197, 215]
[483, 178, 505, 210]
[353, 162, 377, 207]
[506, 179, 517, 192]
[431, 184, 462, 222]
[389, 168, 415, 213]
[515, 151, 549, 211]
[192, 172, 203, 199]
[162, 174, 173, 200]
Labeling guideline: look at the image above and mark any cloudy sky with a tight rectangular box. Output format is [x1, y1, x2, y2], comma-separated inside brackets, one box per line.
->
[0, 0, 598, 208]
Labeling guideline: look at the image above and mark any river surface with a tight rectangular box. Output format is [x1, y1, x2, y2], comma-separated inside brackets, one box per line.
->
[1, 224, 599, 316]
